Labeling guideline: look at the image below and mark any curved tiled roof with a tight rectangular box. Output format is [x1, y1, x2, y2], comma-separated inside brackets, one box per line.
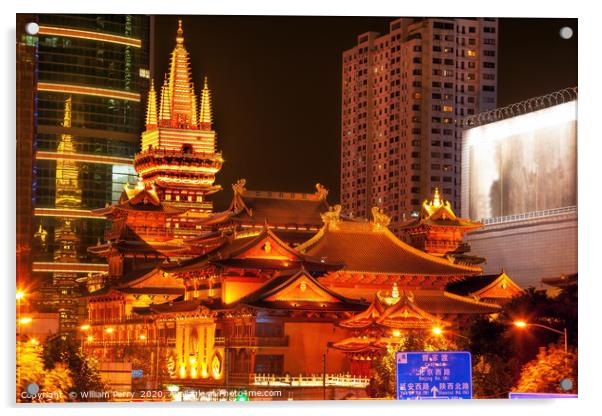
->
[231, 190, 329, 227]
[298, 220, 482, 276]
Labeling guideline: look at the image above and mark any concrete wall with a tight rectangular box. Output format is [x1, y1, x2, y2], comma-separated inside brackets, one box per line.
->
[466, 211, 577, 288]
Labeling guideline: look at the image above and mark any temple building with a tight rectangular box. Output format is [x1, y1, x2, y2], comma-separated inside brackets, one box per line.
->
[398, 188, 485, 265]
[82, 20, 522, 398]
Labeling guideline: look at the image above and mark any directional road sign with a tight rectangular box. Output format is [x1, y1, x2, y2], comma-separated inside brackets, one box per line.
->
[396, 351, 472, 400]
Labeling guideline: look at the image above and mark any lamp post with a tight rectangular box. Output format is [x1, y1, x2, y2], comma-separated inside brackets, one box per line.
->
[431, 326, 470, 341]
[513, 321, 568, 355]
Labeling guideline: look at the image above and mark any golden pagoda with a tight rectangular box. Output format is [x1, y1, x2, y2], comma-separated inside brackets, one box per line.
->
[135, 20, 223, 230]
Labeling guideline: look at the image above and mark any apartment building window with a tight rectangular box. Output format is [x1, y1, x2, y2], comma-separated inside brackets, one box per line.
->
[482, 85, 495, 92]
[443, 105, 453, 112]
[484, 26, 496, 33]
[466, 50, 477, 57]
[484, 62, 496, 69]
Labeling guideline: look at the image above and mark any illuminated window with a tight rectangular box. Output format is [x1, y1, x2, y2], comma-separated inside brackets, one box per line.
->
[467, 50, 477, 57]
[139, 68, 150, 79]
[443, 105, 453, 113]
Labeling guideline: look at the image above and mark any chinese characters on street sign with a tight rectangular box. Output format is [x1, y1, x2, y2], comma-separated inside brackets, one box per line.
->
[396, 351, 472, 400]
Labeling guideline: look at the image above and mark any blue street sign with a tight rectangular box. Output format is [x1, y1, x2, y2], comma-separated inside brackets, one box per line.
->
[131, 369, 144, 378]
[509, 392, 578, 399]
[396, 351, 472, 400]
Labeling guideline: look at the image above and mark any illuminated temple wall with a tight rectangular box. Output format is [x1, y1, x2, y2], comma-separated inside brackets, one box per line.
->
[461, 98, 578, 288]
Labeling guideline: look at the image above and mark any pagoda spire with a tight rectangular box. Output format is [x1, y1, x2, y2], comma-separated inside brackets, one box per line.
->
[167, 19, 196, 128]
[145, 79, 158, 129]
[159, 74, 172, 124]
[199, 76, 213, 130]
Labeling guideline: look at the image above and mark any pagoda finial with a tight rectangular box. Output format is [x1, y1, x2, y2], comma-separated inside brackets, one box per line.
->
[433, 187, 442, 207]
[176, 19, 184, 44]
[159, 74, 172, 123]
[199, 76, 213, 129]
[145, 79, 158, 129]
[391, 282, 399, 299]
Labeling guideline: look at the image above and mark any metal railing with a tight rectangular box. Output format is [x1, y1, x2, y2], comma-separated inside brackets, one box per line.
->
[252, 373, 370, 388]
[479, 206, 577, 226]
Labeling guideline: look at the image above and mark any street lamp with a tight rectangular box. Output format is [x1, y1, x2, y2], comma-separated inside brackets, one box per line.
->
[431, 326, 469, 340]
[513, 320, 568, 354]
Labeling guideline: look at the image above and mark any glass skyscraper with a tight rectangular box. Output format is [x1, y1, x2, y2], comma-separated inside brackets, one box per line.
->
[16, 14, 152, 332]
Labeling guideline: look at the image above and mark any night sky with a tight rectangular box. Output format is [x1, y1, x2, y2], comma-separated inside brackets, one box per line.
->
[151, 16, 577, 210]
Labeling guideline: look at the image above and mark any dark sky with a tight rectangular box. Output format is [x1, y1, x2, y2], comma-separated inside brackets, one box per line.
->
[151, 16, 577, 210]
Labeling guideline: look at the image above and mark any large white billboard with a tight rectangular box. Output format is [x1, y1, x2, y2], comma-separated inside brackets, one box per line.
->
[462, 101, 577, 220]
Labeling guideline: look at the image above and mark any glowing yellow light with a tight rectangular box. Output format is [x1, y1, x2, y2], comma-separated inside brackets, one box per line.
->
[432, 326, 443, 336]
[105, 327, 114, 334]
[16, 290, 26, 300]
[80, 324, 91, 331]
[87, 335, 94, 342]
[179, 366, 186, 378]
[514, 321, 527, 328]
[392, 330, 401, 337]
[139, 334, 146, 340]
[29, 338, 39, 345]
[19, 317, 32, 325]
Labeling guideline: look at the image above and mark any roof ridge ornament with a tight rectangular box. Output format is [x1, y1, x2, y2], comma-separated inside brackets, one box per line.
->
[371, 206, 391, 230]
[232, 178, 247, 195]
[315, 183, 329, 200]
[320, 204, 341, 227]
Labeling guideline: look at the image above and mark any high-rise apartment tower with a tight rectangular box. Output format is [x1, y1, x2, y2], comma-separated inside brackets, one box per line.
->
[341, 17, 498, 235]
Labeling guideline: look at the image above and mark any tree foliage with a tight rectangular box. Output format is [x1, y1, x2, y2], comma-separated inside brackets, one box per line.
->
[17, 340, 73, 402]
[42, 335, 106, 401]
[514, 344, 577, 394]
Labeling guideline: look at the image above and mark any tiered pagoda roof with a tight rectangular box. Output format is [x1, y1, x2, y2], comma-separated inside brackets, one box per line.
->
[397, 188, 485, 262]
[338, 286, 449, 330]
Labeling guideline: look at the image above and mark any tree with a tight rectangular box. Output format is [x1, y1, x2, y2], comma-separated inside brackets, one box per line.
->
[468, 317, 520, 398]
[514, 343, 577, 394]
[17, 340, 73, 402]
[370, 332, 459, 398]
[42, 335, 106, 401]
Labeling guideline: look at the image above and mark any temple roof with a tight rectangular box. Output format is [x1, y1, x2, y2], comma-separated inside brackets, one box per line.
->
[339, 288, 449, 330]
[445, 271, 523, 301]
[161, 227, 342, 274]
[401, 188, 483, 230]
[228, 179, 330, 228]
[297, 212, 482, 276]
[236, 268, 366, 311]
[88, 267, 185, 297]
[92, 178, 184, 217]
